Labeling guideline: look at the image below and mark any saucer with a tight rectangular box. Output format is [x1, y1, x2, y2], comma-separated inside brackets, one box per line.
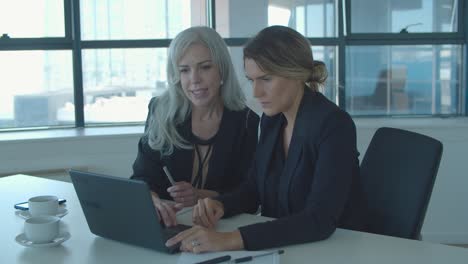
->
[15, 208, 68, 220]
[15, 231, 71, 248]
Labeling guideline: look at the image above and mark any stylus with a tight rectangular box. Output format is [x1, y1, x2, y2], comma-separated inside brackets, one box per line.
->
[163, 166, 176, 186]
[194, 255, 231, 264]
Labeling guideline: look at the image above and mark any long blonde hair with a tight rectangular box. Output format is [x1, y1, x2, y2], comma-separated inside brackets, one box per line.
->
[146, 26, 246, 156]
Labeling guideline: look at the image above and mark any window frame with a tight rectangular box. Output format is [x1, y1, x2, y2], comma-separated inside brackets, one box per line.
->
[342, 0, 466, 116]
[0, 0, 466, 132]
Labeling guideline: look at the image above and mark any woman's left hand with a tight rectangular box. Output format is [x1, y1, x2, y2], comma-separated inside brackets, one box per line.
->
[165, 225, 244, 253]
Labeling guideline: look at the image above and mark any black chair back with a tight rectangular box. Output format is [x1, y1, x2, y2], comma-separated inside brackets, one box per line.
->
[360, 127, 443, 239]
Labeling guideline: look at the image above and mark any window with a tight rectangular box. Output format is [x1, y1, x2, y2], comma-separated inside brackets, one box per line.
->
[215, 0, 337, 38]
[345, 0, 463, 116]
[81, 48, 168, 123]
[217, 0, 339, 105]
[0, 0, 65, 38]
[80, 0, 204, 40]
[0, 50, 73, 129]
[0, 0, 466, 131]
[346, 45, 462, 115]
[78, 0, 207, 125]
[350, 0, 458, 33]
[313, 46, 338, 102]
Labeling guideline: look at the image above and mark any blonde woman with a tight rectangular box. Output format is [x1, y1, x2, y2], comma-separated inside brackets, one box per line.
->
[131, 27, 259, 227]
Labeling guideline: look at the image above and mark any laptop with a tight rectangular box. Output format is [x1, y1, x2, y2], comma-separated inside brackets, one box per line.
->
[69, 169, 191, 253]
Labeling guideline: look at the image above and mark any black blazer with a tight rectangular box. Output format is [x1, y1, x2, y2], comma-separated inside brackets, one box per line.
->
[219, 89, 365, 250]
[131, 98, 260, 200]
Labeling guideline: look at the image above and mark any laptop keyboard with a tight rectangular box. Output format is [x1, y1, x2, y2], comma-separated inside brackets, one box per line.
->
[164, 224, 191, 238]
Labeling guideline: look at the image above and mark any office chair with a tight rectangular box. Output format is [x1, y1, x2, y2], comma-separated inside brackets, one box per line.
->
[359, 127, 443, 240]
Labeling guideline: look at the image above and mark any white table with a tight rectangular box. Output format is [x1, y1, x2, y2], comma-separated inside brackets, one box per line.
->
[2, 174, 468, 263]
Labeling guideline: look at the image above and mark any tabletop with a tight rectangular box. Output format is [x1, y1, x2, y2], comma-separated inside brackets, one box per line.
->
[1, 174, 468, 264]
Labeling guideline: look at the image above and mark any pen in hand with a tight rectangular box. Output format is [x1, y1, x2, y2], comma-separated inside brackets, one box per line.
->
[163, 166, 176, 186]
[232, 249, 284, 263]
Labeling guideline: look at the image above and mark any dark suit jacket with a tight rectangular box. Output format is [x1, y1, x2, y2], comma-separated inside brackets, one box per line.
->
[131, 98, 260, 200]
[218, 89, 365, 250]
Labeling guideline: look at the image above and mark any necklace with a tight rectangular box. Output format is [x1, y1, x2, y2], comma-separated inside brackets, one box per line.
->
[190, 132, 216, 189]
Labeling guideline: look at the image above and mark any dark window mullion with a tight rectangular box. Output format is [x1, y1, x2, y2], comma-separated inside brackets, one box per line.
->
[71, 0, 84, 127]
[433, 46, 441, 114]
[338, 0, 346, 109]
[345, 38, 464, 46]
[0, 38, 71, 50]
[223, 38, 249, 47]
[344, 0, 351, 36]
[307, 38, 340, 45]
[347, 33, 464, 42]
[465, 0, 468, 115]
[458, 0, 465, 37]
[80, 39, 172, 49]
[209, 0, 216, 29]
[223, 37, 340, 47]
[64, 0, 72, 41]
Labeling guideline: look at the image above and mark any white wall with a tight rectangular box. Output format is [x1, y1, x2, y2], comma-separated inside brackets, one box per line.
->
[1, 118, 468, 244]
[0, 127, 142, 178]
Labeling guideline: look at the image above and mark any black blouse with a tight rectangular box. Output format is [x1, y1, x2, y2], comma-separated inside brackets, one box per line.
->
[131, 98, 260, 200]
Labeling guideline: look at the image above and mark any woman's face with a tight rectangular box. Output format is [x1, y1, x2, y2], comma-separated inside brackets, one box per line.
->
[178, 43, 222, 108]
[244, 58, 303, 117]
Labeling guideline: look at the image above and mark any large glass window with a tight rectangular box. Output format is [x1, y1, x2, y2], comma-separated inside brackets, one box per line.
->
[346, 45, 462, 115]
[293, 0, 337, 37]
[215, 0, 337, 38]
[0, 51, 74, 129]
[81, 48, 168, 123]
[0, 0, 465, 132]
[0, 0, 65, 38]
[350, 0, 458, 33]
[78, 0, 208, 126]
[313, 46, 338, 102]
[80, 0, 206, 40]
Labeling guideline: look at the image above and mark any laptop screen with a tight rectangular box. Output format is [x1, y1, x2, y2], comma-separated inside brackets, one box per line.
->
[69, 169, 190, 253]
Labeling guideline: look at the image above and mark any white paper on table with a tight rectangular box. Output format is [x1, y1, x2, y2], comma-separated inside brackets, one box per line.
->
[177, 250, 280, 264]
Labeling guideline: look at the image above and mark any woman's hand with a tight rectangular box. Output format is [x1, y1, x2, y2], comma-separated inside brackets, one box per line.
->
[165, 225, 244, 253]
[151, 192, 179, 227]
[167, 181, 199, 207]
[192, 198, 224, 228]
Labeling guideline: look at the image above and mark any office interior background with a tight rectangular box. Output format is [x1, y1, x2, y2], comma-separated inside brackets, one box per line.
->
[0, 0, 467, 245]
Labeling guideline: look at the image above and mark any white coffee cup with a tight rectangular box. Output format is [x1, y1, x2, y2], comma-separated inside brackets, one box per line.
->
[24, 216, 60, 243]
[28, 195, 59, 217]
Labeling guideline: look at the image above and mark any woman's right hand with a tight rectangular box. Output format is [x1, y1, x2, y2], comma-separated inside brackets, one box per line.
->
[151, 192, 178, 227]
[192, 198, 224, 229]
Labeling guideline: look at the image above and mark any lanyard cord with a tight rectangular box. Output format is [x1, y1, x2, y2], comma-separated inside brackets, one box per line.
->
[190, 128, 217, 189]
[192, 143, 213, 189]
